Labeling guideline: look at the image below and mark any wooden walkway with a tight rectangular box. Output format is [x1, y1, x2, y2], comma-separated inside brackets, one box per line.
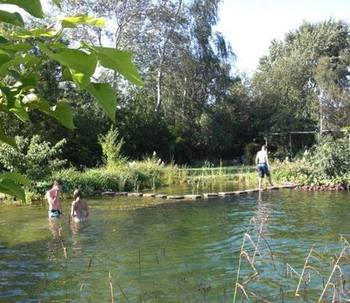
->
[101, 184, 296, 201]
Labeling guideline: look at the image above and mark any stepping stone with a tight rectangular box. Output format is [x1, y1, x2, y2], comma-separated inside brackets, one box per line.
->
[115, 192, 128, 196]
[127, 192, 143, 197]
[234, 191, 247, 195]
[203, 193, 219, 198]
[281, 184, 297, 189]
[167, 195, 185, 200]
[218, 192, 236, 196]
[267, 186, 279, 190]
[184, 194, 202, 200]
[155, 194, 167, 199]
[143, 193, 155, 198]
[102, 191, 116, 196]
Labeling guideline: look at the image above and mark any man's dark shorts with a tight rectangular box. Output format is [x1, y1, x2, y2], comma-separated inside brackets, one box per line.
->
[258, 163, 270, 178]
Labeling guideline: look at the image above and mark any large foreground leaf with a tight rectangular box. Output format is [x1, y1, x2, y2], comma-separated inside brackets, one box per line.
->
[0, 123, 16, 148]
[0, 0, 44, 18]
[90, 46, 143, 86]
[0, 10, 24, 27]
[0, 172, 29, 185]
[86, 83, 116, 121]
[28, 100, 75, 129]
[0, 178, 25, 201]
[62, 15, 105, 28]
[12, 28, 57, 39]
[40, 43, 96, 88]
[50, 102, 75, 129]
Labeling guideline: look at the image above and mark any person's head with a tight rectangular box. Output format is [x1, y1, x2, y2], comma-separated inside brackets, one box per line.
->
[53, 179, 62, 191]
[73, 189, 81, 200]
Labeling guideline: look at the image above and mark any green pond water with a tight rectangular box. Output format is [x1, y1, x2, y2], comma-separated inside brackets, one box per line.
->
[1, 189, 350, 302]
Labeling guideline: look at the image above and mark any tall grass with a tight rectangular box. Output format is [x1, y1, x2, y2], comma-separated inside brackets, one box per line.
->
[23, 162, 258, 201]
[232, 201, 350, 302]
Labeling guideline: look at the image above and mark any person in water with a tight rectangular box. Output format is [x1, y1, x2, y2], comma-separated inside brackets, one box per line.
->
[47, 180, 63, 218]
[255, 145, 273, 190]
[70, 189, 89, 222]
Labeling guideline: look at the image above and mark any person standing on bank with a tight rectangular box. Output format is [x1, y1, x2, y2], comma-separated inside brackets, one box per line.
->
[255, 145, 273, 190]
[46, 180, 63, 219]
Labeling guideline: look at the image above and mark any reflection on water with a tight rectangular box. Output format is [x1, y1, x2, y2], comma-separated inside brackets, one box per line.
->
[0, 190, 350, 302]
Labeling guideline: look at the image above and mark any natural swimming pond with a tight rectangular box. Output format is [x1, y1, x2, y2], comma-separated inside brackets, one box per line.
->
[1, 190, 350, 302]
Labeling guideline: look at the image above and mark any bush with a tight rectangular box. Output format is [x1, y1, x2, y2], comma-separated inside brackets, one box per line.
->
[0, 135, 66, 181]
[52, 168, 119, 196]
[273, 135, 350, 186]
[307, 135, 350, 179]
[98, 127, 127, 168]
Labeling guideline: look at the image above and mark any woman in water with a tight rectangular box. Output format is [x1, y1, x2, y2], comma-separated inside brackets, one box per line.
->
[70, 189, 89, 222]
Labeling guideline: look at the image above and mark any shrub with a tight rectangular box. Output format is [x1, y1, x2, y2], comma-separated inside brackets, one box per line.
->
[307, 135, 350, 179]
[98, 127, 127, 168]
[0, 135, 66, 181]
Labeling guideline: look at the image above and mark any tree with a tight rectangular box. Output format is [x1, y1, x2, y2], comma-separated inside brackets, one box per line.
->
[58, 0, 237, 163]
[0, 0, 142, 201]
[252, 20, 350, 135]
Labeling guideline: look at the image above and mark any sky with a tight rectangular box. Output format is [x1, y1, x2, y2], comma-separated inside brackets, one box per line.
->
[215, 0, 350, 75]
[2, 0, 350, 76]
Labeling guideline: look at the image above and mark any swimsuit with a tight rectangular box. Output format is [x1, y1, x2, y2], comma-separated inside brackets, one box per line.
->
[258, 163, 270, 178]
[49, 209, 62, 219]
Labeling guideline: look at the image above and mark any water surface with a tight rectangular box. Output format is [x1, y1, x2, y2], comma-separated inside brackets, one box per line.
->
[1, 190, 350, 302]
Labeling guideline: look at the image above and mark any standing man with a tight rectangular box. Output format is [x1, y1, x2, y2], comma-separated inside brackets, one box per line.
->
[47, 180, 62, 218]
[255, 145, 273, 190]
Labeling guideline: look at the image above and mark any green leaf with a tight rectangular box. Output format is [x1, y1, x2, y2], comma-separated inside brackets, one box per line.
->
[19, 74, 38, 89]
[0, 10, 24, 27]
[9, 105, 29, 122]
[0, 123, 16, 148]
[0, 83, 15, 107]
[0, 49, 11, 65]
[0, 179, 25, 201]
[28, 100, 75, 129]
[0, 36, 8, 44]
[62, 15, 105, 28]
[0, 54, 39, 77]
[52, 0, 61, 8]
[62, 67, 73, 81]
[70, 70, 91, 88]
[0, 172, 29, 185]
[0, 0, 44, 18]
[50, 102, 75, 129]
[0, 42, 32, 52]
[86, 83, 116, 121]
[12, 28, 57, 39]
[39, 43, 97, 87]
[89, 46, 143, 86]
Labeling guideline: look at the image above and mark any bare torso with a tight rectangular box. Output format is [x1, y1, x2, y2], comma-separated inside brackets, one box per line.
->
[47, 187, 61, 211]
[71, 199, 89, 220]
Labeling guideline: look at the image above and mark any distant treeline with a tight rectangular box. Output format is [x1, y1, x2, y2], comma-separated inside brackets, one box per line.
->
[3, 0, 350, 167]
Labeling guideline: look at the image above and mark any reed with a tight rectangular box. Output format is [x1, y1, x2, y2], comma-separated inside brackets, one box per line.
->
[318, 244, 349, 302]
[109, 271, 114, 303]
[295, 245, 314, 297]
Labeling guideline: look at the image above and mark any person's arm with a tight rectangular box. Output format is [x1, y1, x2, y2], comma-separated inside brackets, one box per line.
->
[265, 152, 270, 169]
[255, 153, 259, 165]
[70, 202, 75, 217]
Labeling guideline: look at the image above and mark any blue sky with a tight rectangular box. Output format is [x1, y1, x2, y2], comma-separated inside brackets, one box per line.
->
[215, 0, 350, 75]
[2, 0, 350, 76]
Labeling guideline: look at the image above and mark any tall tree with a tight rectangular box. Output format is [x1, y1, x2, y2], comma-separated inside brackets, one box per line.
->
[253, 20, 350, 133]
